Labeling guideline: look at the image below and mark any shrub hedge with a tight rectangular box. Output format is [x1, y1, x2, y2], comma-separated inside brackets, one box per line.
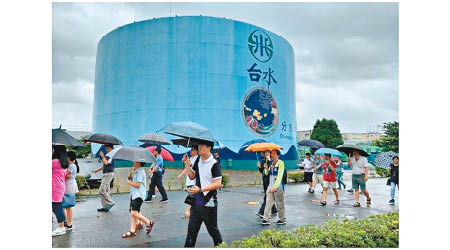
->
[222, 174, 230, 188]
[287, 172, 304, 183]
[375, 166, 390, 177]
[218, 212, 399, 248]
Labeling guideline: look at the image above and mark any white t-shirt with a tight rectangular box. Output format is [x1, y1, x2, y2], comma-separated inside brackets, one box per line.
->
[303, 158, 314, 172]
[191, 154, 222, 207]
[186, 155, 198, 187]
[349, 156, 369, 175]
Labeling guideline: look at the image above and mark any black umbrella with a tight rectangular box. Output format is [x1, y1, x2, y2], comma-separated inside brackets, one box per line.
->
[171, 138, 200, 148]
[52, 128, 84, 147]
[298, 139, 325, 149]
[336, 144, 369, 157]
[82, 133, 122, 145]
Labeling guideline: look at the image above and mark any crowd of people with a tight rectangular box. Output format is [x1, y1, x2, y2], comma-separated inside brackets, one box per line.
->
[52, 143, 398, 246]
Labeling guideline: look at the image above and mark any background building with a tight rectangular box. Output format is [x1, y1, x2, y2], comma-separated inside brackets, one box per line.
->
[92, 16, 298, 170]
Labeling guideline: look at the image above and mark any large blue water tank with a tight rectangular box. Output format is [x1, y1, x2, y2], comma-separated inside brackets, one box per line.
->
[93, 16, 298, 169]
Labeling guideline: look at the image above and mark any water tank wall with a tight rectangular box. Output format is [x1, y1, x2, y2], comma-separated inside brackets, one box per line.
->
[93, 16, 298, 169]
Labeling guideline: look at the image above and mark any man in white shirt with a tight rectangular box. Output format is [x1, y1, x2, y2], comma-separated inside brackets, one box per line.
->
[182, 141, 223, 247]
[348, 150, 372, 207]
[302, 153, 314, 193]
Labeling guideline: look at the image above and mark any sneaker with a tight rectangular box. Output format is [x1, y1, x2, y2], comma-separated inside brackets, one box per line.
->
[160, 199, 169, 203]
[256, 212, 264, 218]
[389, 199, 395, 205]
[106, 203, 115, 210]
[261, 219, 270, 225]
[65, 224, 73, 231]
[97, 208, 109, 212]
[276, 220, 286, 225]
[348, 189, 354, 193]
[144, 198, 152, 203]
[52, 227, 66, 237]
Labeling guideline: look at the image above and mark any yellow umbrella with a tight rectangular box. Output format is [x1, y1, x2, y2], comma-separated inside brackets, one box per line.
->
[245, 142, 283, 152]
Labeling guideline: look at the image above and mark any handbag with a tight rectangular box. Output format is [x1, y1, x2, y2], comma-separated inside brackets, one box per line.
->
[386, 178, 391, 186]
[62, 193, 76, 208]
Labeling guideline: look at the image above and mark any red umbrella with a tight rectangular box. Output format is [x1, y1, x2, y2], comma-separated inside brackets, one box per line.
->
[330, 157, 340, 162]
[146, 146, 174, 162]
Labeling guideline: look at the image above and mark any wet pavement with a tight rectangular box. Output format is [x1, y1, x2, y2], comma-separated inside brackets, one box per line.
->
[52, 178, 398, 248]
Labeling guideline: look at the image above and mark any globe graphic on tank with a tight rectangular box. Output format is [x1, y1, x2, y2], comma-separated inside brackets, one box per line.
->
[243, 88, 278, 136]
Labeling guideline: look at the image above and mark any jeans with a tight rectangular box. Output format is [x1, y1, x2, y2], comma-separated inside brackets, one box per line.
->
[147, 172, 168, 200]
[391, 182, 399, 199]
[184, 205, 222, 247]
[337, 172, 345, 188]
[99, 172, 114, 207]
[259, 179, 277, 214]
[52, 202, 65, 223]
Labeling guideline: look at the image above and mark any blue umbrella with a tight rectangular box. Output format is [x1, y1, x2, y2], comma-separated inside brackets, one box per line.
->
[314, 148, 344, 158]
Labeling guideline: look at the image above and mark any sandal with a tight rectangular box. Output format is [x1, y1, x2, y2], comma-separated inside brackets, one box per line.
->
[353, 202, 361, 207]
[146, 221, 155, 235]
[335, 200, 340, 205]
[181, 213, 190, 219]
[366, 198, 372, 205]
[122, 231, 136, 238]
[135, 222, 143, 231]
[320, 201, 327, 206]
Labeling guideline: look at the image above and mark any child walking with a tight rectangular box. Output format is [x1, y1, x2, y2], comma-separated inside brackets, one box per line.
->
[122, 162, 155, 238]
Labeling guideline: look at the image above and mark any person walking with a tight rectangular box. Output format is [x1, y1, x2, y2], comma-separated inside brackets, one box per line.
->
[302, 153, 314, 193]
[93, 144, 116, 212]
[388, 156, 399, 205]
[348, 150, 371, 207]
[311, 153, 324, 193]
[145, 146, 169, 203]
[256, 150, 277, 218]
[63, 151, 79, 231]
[177, 145, 199, 219]
[335, 159, 346, 190]
[122, 162, 155, 238]
[182, 141, 223, 247]
[320, 154, 339, 206]
[261, 150, 287, 226]
[52, 145, 69, 237]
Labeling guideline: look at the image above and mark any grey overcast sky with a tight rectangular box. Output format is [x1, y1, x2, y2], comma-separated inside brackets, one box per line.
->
[52, 2, 398, 133]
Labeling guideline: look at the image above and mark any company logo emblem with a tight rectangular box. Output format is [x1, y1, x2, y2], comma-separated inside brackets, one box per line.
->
[248, 30, 273, 62]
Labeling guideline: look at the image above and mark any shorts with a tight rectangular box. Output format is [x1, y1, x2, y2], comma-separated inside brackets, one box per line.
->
[304, 172, 313, 182]
[352, 174, 367, 190]
[312, 173, 323, 185]
[129, 197, 143, 212]
[323, 181, 336, 189]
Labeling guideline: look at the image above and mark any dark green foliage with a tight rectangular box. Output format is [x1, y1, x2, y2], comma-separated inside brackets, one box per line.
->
[67, 140, 92, 158]
[218, 212, 399, 248]
[222, 174, 230, 188]
[310, 119, 344, 148]
[373, 122, 399, 153]
[375, 166, 390, 177]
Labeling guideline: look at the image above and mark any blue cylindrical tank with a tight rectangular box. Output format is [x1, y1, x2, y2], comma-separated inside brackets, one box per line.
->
[93, 16, 297, 169]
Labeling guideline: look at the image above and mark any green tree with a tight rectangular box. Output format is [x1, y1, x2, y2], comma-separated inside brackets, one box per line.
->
[310, 119, 344, 148]
[67, 140, 91, 158]
[373, 121, 399, 153]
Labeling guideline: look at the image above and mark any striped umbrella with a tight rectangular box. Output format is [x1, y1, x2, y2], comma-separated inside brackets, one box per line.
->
[374, 151, 398, 169]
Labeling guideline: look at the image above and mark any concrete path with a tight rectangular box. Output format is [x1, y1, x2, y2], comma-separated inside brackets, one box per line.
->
[52, 178, 398, 248]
